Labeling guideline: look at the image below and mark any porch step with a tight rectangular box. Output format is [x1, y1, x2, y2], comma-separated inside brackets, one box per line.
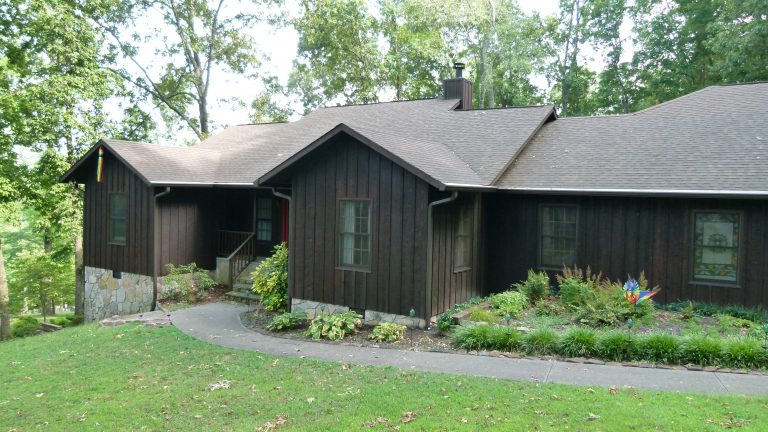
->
[233, 282, 253, 292]
[225, 290, 261, 303]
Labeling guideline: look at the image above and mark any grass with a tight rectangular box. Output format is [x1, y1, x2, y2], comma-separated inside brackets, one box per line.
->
[1, 325, 768, 431]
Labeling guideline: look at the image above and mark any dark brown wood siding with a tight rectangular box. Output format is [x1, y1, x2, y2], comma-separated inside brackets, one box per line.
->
[82, 152, 153, 276]
[485, 194, 768, 308]
[288, 134, 430, 317]
[429, 193, 483, 318]
[155, 188, 216, 276]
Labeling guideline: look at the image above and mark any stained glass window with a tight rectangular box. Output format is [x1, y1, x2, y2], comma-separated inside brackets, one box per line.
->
[693, 212, 740, 283]
[540, 205, 577, 268]
[339, 200, 371, 268]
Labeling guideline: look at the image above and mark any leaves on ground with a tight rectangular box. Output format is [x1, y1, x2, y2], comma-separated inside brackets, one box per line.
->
[400, 411, 417, 423]
[207, 380, 230, 391]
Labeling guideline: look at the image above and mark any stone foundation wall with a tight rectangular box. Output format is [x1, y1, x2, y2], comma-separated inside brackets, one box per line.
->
[84, 266, 154, 322]
[291, 298, 425, 328]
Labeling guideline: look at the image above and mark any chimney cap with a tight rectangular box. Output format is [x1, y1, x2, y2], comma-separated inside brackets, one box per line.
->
[453, 61, 465, 78]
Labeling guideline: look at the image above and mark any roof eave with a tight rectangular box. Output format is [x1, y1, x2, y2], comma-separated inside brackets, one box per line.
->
[500, 187, 768, 199]
[60, 139, 153, 186]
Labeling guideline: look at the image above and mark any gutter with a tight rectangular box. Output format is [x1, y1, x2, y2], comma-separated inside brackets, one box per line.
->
[270, 188, 292, 312]
[425, 191, 458, 322]
[151, 187, 172, 311]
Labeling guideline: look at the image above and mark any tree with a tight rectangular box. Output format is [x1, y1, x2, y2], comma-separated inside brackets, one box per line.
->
[77, 0, 270, 139]
[709, 0, 768, 83]
[10, 247, 74, 322]
[250, 76, 293, 123]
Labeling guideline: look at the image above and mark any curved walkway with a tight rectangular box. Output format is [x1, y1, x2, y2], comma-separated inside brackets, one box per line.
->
[171, 302, 768, 395]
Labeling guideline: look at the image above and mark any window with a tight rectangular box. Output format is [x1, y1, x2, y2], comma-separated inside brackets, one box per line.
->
[338, 200, 371, 269]
[540, 205, 577, 268]
[692, 211, 740, 284]
[109, 193, 127, 245]
[454, 203, 472, 270]
[256, 198, 273, 241]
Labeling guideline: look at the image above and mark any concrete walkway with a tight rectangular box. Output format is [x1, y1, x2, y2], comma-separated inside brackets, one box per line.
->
[171, 302, 768, 396]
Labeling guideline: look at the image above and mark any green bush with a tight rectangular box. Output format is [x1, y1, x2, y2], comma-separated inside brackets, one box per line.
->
[305, 311, 362, 341]
[488, 291, 529, 318]
[466, 306, 500, 324]
[369, 322, 407, 343]
[452, 325, 521, 352]
[722, 338, 765, 369]
[252, 243, 288, 312]
[49, 317, 69, 327]
[635, 334, 681, 364]
[522, 328, 559, 356]
[161, 262, 217, 303]
[436, 311, 455, 333]
[266, 311, 307, 332]
[512, 270, 550, 304]
[534, 300, 566, 317]
[680, 335, 723, 366]
[597, 331, 633, 362]
[67, 315, 84, 326]
[556, 266, 599, 307]
[558, 327, 599, 358]
[12, 316, 40, 338]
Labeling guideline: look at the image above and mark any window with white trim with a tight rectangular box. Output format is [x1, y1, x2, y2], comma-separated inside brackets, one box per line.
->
[540, 205, 577, 268]
[338, 200, 371, 269]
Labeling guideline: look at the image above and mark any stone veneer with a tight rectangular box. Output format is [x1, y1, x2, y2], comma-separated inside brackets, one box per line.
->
[291, 298, 425, 329]
[84, 266, 154, 322]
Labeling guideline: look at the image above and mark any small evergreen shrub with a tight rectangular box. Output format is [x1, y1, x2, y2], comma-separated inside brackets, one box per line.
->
[436, 311, 456, 333]
[266, 311, 307, 331]
[680, 335, 723, 366]
[369, 322, 407, 343]
[161, 262, 217, 303]
[12, 316, 40, 338]
[597, 331, 633, 362]
[559, 327, 599, 358]
[512, 270, 550, 304]
[487, 326, 523, 351]
[252, 243, 288, 312]
[722, 338, 765, 369]
[522, 328, 559, 356]
[488, 291, 529, 318]
[466, 306, 500, 324]
[452, 325, 522, 352]
[305, 311, 362, 341]
[635, 333, 681, 364]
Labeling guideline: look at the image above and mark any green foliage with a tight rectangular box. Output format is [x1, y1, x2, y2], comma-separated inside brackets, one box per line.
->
[9, 246, 74, 317]
[635, 334, 681, 364]
[161, 262, 217, 303]
[488, 291, 529, 318]
[452, 325, 521, 352]
[512, 270, 550, 305]
[659, 301, 768, 324]
[722, 338, 765, 370]
[435, 296, 486, 333]
[466, 306, 499, 324]
[597, 331, 633, 362]
[522, 328, 559, 356]
[11, 316, 39, 338]
[266, 312, 307, 332]
[369, 322, 407, 343]
[305, 311, 363, 341]
[558, 327, 599, 358]
[680, 335, 723, 366]
[251, 243, 288, 312]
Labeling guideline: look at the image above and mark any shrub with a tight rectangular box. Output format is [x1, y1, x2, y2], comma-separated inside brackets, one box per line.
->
[488, 291, 529, 318]
[466, 306, 500, 324]
[68, 315, 84, 326]
[252, 243, 288, 312]
[556, 266, 600, 307]
[305, 311, 362, 341]
[512, 270, 550, 304]
[722, 338, 765, 369]
[12, 316, 40, 338]
[680, 335, 723, 366]
[369, 323, 407, 343]
[635, 333, 681, 364]
[559, 327, 599, 358]
[49, 317, 69, 327]
[161, 262, 217, 303]
[597, 331, 633, 362]
[452, 325, 521, 352]
[436, 311, 456, 333]
[266, 311, 307, 332]
[522, 328, 559, 356]
[534, 299, 566, 317]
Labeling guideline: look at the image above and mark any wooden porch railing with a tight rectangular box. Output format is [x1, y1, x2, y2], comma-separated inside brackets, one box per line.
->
[218, 230, 253, 257]
[227, 233, 257, 289]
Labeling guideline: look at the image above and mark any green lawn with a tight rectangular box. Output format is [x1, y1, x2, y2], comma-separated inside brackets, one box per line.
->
[1, 325, 766, 431]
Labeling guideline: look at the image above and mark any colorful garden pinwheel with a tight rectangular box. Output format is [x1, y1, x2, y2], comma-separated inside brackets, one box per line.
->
[623, 278, 657, 305]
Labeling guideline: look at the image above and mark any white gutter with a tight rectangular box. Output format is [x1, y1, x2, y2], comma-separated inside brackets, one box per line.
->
[502, 187, 768, 197]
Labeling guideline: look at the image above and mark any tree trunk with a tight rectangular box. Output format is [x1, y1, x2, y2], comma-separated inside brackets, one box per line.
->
[42, 234, 55, 317]
[74, 236, 84, 317]
[0, 237, 11, 340]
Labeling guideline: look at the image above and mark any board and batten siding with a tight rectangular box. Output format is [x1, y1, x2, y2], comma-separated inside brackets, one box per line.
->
[288, 134, 431, 317]
[485, 194, 768, 308]
[82, 152, 154, 276]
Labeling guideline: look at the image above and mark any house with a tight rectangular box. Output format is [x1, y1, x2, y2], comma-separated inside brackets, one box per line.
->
[62, 67, 768, 325]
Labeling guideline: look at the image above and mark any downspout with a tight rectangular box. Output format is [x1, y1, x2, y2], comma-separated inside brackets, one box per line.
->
[270, 188, 292, 312]
[425, 191, 458, 322]
[151, 187, 171, 311]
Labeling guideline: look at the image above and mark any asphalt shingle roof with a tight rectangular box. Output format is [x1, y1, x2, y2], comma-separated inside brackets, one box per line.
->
[496, 83, 768, 194]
